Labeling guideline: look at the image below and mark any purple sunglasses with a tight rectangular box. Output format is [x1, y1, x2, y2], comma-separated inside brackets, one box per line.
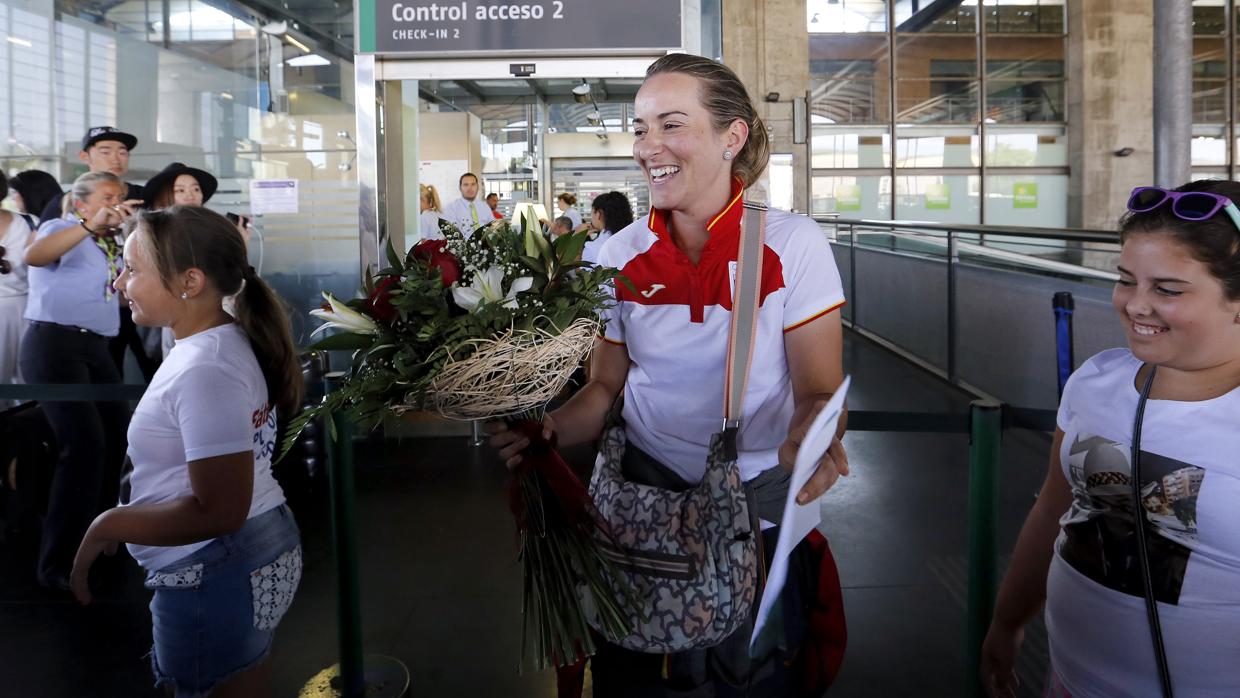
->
[1127, 186, 1240, 231]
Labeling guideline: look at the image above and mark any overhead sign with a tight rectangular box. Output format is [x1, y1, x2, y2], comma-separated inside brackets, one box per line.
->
[357, 0, 682, 55]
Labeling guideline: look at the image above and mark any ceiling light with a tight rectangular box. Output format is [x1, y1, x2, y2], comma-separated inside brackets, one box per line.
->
[285, 35, 311, 52]
[220, 92, 234, 100]
[288, 53, 330, 67]
[261, 20, 287, 35]
[572, 81, 592, 104]
[6, 36, 32, 47]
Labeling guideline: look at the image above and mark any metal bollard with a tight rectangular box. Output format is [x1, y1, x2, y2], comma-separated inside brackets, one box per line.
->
[966, 400, 1002, 698]
[300, 378, 409, 698]
[329, 411, 365, 695]
[1053, 292, 1075, 399]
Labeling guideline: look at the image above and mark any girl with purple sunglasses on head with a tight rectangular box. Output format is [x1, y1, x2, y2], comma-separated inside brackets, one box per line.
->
[981, 180, 1240, 698]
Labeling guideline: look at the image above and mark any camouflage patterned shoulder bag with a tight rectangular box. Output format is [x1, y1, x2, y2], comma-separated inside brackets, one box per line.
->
[587, 201, 768, 653]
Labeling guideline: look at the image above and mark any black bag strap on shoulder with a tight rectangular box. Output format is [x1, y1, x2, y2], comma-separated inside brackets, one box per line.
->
[1131, 363, 1173, 698]
[721, 201, 767, 459]
[17, 213, 35, 231]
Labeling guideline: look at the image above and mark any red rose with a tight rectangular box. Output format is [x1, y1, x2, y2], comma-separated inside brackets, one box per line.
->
[364, 276, 400, 324]
[411, 239, 461, 288]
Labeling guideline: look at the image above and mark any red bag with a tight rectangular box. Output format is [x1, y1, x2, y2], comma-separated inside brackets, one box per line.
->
[794, 529, 847, 695]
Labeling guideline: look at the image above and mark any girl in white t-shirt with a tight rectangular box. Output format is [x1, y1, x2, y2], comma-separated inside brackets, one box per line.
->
[69, 205, 304, 698]
[983, 180, 1240, 698]
[417, 183, 445, 243]
[0, 171, 37, 402]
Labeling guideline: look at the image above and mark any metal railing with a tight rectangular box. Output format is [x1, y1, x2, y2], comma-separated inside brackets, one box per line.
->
[819, 216, 1125, 410]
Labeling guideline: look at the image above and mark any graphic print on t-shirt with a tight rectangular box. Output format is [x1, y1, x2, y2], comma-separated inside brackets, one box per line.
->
[1060, 433, 1206, 604]
[252, 404, 277, 461]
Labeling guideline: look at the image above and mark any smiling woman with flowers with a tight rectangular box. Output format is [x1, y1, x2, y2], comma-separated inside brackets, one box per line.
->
[489, 53, 849, 696]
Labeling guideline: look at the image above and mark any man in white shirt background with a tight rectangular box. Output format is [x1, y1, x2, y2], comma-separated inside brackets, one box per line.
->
[442, 172, 491, 239]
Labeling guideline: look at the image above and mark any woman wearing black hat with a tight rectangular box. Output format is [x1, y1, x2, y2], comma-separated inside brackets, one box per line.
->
[143, 163, 219, 210]
[144, 163, 251, 358]
[144, 162, 252, 242]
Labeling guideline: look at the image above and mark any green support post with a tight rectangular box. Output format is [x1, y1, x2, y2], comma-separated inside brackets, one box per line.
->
[300, 376, 410, 698]
[329, 410, 365, 695]
[966, 400, 1003, 698]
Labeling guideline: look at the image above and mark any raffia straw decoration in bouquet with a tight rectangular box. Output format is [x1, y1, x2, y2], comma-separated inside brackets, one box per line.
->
[428, 316, 600, 421]
[282, 217, 640, 671]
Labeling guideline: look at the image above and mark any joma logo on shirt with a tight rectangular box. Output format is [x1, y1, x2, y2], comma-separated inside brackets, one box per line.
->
[640, 284, 666, 298]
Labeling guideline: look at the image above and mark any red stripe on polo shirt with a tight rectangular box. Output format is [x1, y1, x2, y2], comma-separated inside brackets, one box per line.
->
[784, 299, 847, 332]
[619, 180, 785, 322]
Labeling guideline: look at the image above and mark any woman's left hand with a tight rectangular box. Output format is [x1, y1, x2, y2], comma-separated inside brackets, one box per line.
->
[70, 523, 118, 605]
[778, 401, 850, 505]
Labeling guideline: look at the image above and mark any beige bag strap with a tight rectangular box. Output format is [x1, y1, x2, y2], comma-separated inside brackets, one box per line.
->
[723, 201, 767, 429]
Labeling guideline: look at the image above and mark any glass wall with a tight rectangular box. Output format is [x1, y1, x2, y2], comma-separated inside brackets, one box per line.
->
[0, 0, 359, 342]
[1178, 1, 1240, 181]
[808, 0, 1068, 228]
[1190, 0, 1231, 178]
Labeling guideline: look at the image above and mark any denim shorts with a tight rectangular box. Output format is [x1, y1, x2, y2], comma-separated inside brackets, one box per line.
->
[144, 504, 302, 698]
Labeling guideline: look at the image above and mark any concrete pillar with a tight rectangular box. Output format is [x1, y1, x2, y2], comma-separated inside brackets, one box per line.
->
[722, 0, 811, 213]
[1066, 0, 1154, 230]
[1152, 0, 1193, 189]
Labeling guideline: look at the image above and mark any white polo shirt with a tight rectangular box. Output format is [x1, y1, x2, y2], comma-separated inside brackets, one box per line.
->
[597, 184, 845, 484]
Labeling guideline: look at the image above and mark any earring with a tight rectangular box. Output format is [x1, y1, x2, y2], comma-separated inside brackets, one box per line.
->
[180, 292, 188, 300]
[723, 150, 734, 161]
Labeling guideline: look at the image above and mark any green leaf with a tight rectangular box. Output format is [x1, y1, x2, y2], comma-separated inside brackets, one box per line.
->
[522, 221, 541, 259]
[555, 230, 589, 267]
[519, 254, 547, 275]
[533, 228, 554, 261]
[614, 273, 638, 295]
[385, 234, 402, 270]
[308, 332, 375, 351]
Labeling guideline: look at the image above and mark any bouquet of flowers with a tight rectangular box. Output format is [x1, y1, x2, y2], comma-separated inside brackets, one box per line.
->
[286, 217, 638, 670]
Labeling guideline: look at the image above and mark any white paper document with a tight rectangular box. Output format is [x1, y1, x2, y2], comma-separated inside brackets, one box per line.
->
[749, 376, 850, 651]
[249, 179, 299, 214]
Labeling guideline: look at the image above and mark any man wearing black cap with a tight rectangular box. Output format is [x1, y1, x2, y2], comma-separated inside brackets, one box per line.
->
[39, 126, 145, 222]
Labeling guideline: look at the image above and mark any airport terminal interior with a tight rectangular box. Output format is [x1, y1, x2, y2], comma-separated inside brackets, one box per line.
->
[0, 0, 1235, 696]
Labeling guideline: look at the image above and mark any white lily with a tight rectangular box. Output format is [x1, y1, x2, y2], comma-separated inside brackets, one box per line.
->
[451, 266, 534, 312]
[309, 292, 380, 335]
